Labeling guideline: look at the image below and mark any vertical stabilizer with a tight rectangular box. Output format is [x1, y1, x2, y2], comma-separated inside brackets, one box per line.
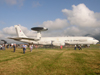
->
[14, 25, 27, 38]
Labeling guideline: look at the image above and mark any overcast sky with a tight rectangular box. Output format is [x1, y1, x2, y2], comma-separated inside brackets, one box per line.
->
[0, 0, 100, 43]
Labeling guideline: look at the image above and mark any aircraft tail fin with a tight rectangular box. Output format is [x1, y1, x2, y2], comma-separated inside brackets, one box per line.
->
[14, 25, 27, 38]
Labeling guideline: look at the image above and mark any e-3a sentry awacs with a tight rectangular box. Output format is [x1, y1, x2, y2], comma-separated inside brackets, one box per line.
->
[8, 25, 99, 46]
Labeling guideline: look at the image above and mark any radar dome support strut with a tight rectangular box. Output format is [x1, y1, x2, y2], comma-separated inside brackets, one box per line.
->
[31, 27, 48, 39]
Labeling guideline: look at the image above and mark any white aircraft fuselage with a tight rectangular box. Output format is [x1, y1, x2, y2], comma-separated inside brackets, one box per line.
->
[17, 36, 98, 46]
[8, 25, 99, 46]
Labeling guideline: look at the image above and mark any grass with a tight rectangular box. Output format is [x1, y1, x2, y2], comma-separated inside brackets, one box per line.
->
[0, 45, 100, 75]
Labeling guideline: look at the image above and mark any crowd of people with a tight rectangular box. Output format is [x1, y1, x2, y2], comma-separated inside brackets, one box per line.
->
[0, 43, 35, 54]
[0, 44, 5, 50]
[0, 43, 84, 54]
[74, 45, 82, 50]
[15, 44, 34, 54]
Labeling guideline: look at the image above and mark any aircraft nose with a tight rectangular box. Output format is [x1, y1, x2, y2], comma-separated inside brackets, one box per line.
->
[95, 40, 99, 44]
[93, 40, 99, 45]
[97, 40, 99, 43]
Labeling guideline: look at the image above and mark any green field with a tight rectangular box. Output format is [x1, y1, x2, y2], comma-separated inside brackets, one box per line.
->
[0, 45, 100, 75]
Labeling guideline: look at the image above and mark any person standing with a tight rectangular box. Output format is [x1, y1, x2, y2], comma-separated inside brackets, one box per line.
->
[23, 44, 26, 54]
[74, 45, 76, 50]
[0, 45, 1, 50]
[60, 45, 63, 49]
[3, 44, 5, 50]
[13, 44, 16, 52]
[29, 45, 33, 52]
[79, 45, 82, 50]
[78, 45, 82, 50]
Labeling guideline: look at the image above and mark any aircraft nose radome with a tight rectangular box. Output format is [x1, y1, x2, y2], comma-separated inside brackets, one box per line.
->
[95, 40, 99, 44]
[93, 40, 99, 45]
[97, 40, 99, 43]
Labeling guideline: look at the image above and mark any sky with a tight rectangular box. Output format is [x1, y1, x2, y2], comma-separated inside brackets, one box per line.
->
[0, 0, 100, 43]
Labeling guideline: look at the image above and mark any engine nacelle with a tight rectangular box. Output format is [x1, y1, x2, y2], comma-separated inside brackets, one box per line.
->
[52, 41, 65, 46]
[38, 41, 51, 45]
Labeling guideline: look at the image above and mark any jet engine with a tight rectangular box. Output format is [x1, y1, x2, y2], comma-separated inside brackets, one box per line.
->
[52, 41, 65, 46]
[39, 41, 51, 45]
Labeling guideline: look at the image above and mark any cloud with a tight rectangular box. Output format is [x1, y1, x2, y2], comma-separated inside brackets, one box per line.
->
[4, 0, 17, 5]
[32, 1, 41, 8]
[0, 31, 4, 38]
[64, 26, 82, 36]
[3, 26, 16, 36]
[40, 3, 100, 41]
[3, 0, 24, 7]
[95, 12, 100, 20]
[1, 25, 37, 43]
[2, 25, 36, 37]
[62, 3, 100, 27]
[0, 3, 100, 43]
[40, 18, 69, 31]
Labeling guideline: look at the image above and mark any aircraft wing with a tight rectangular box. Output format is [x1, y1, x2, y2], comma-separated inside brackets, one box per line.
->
[8, 37, 39, 41]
